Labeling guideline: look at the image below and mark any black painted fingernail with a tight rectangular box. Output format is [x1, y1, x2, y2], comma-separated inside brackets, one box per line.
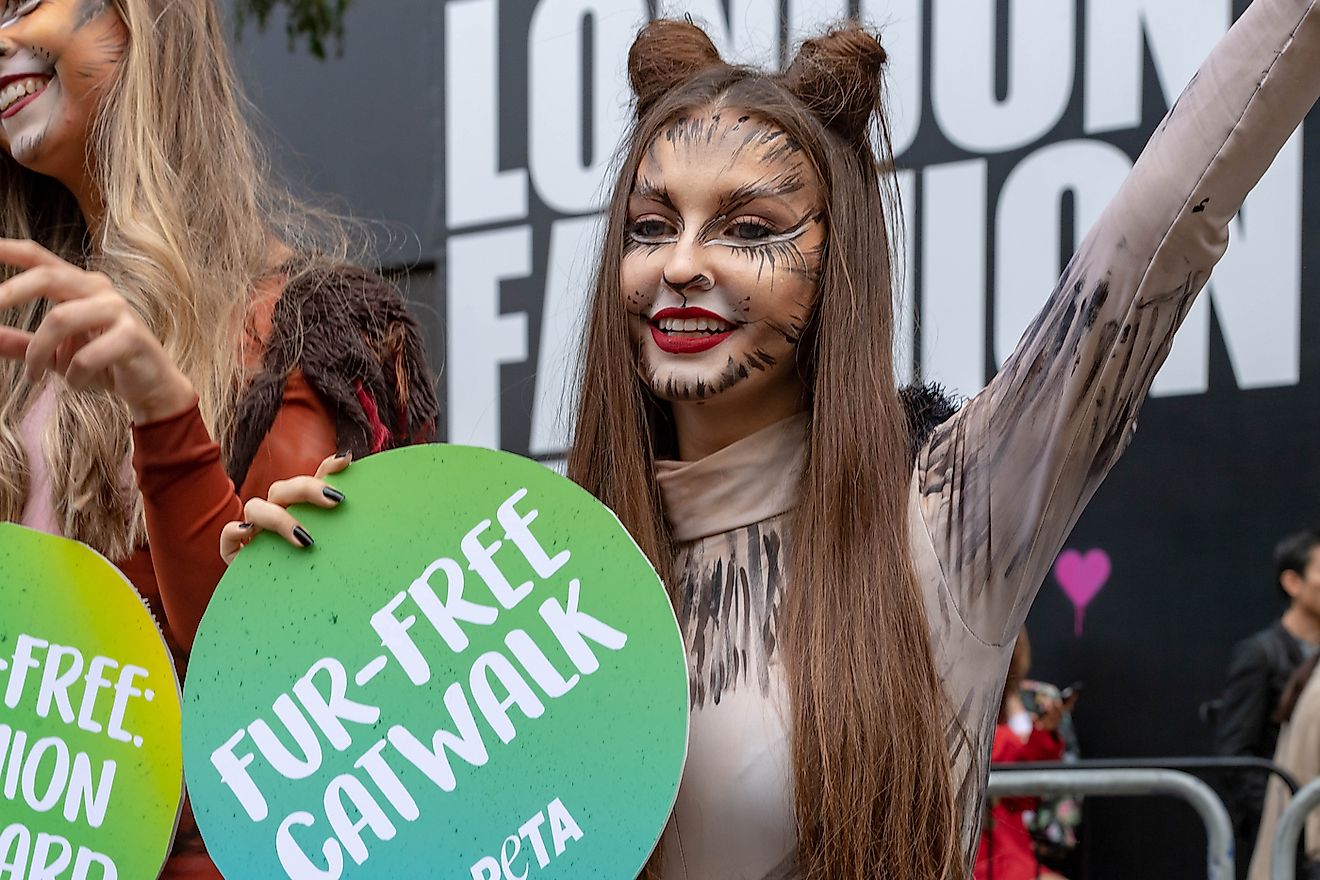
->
[323, 486, 345, 504]
[238, 522, 254, 530]
[335, 450, 351, 460]
[292, 526, 314, 548]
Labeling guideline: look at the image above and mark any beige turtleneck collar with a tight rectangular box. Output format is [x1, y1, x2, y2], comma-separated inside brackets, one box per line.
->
[654, 412, 808, 542]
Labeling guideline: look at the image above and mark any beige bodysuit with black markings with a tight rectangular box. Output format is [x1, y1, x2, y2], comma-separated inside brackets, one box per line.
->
[655, 1, 1320, 876]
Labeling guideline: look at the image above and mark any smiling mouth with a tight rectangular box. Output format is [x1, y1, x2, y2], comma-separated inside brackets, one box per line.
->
[649, 307, 737, 354]
[0, 74, 52, 120]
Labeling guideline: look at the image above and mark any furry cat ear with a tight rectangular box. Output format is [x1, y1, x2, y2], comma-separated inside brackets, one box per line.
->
[783, 23, 888, 148]
[628, 18, 727, 120]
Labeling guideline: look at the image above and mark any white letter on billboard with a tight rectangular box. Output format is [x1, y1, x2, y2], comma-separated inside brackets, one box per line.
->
[529, 0, 645, 213]
[447, 227, 533, 448]
[921, 159, 988, 397]
[1084, 0, 1229, 135]
[932, 0, 1074, 152]
[445, 0, 529, 229]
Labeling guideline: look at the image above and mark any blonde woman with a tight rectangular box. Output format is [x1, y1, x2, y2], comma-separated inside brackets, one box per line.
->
[0, 1, 436, 876]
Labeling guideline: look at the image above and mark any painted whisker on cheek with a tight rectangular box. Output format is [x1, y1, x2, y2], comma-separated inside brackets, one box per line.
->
[647, 349, 772, 401]
[752, 303, 811, 346]
[73, 63, 104, 81]
[15, 130, 44, 156]
[624, 288, 655, 318]
[776, 321, 807, 345]
[93, 29, 124, 53]
[794, 244, 826, 283]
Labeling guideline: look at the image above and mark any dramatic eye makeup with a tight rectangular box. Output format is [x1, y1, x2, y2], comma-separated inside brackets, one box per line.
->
[626, 216, 676, 245]
[624, 184, 815, 255]
[0, 0, 41, 27]
[711, 214, 810, 248]
[728, 220, 773, 241]
[721, 218, 821, 284]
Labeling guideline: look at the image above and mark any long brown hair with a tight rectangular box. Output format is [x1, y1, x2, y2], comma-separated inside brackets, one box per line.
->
[0, 0, 360, 558]
[567, 19, 961, 880]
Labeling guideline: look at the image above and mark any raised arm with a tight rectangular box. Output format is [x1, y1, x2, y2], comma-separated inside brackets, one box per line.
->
[916, 0, 1320, 646]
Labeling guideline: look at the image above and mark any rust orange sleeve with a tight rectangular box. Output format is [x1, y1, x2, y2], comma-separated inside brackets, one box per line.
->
[132, 370, 337, 651]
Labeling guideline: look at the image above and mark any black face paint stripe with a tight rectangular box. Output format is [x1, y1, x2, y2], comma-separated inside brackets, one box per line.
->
[632, 177, 678, 214]
[706, 170, 806, 217]
[73, 0, 107, 31]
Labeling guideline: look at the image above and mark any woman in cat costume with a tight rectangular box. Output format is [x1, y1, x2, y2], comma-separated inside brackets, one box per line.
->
[567, 4, 1320, 878]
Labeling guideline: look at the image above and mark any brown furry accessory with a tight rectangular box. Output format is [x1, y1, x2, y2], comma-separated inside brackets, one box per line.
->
[225, 265, 438, 488]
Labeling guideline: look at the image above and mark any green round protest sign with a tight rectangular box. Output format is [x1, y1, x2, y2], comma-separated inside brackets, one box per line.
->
[0, 524, 182, 879]
[184, 445, 688, 879]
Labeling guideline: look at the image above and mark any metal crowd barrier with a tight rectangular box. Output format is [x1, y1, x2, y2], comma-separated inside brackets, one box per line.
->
[1031, 756, 1300, 794]
[1270, 776, 1320, 880]
[987, 767, 1234, 880]
[995, 756, 1300, 795]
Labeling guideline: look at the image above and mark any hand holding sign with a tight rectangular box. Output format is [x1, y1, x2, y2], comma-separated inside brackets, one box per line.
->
[219, 452, 352, 563]
[184, 445, 689, 879]
[0, 524, 182, 880]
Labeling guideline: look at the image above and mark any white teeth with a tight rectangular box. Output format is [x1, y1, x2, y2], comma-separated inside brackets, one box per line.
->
[655, 315, 734, 334]
[0, 76, 49, 115]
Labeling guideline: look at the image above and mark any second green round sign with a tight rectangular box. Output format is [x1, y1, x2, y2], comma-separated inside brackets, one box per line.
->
[183, 445, 688, 879]
[0, 524, 182, 880]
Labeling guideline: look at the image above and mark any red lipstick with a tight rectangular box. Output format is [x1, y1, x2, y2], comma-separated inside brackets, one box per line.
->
[648, 307, 736, 355]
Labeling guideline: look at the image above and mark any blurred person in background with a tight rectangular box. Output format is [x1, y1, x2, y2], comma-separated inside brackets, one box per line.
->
[1017, 679, 1082, 868]
[975, 629, 1073, 880]
[1248, 652, 1320, 879]
[1214, 528, 1320, 868]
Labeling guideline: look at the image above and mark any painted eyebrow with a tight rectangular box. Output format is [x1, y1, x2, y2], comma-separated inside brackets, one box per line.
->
[697, 172, 809, 238]
[630, 178, 678, 215]
[713, 172, 806, 217]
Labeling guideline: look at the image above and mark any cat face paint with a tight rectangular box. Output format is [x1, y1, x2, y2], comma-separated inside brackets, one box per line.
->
[0, 0, 125, 182]
[620, 110, 826, 406]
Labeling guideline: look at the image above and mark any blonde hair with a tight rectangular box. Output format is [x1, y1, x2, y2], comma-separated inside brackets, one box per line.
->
[0, 0, 360, 558]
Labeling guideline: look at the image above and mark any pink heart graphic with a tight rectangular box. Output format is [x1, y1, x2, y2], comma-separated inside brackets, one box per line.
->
[1053, 549, 1111, 637]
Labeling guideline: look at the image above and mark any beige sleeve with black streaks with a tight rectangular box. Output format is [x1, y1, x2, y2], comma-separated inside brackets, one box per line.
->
[915, 0, 1320, 648]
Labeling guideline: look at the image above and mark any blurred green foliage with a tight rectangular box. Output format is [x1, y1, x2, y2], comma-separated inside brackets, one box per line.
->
[232, 0, 352, 59]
